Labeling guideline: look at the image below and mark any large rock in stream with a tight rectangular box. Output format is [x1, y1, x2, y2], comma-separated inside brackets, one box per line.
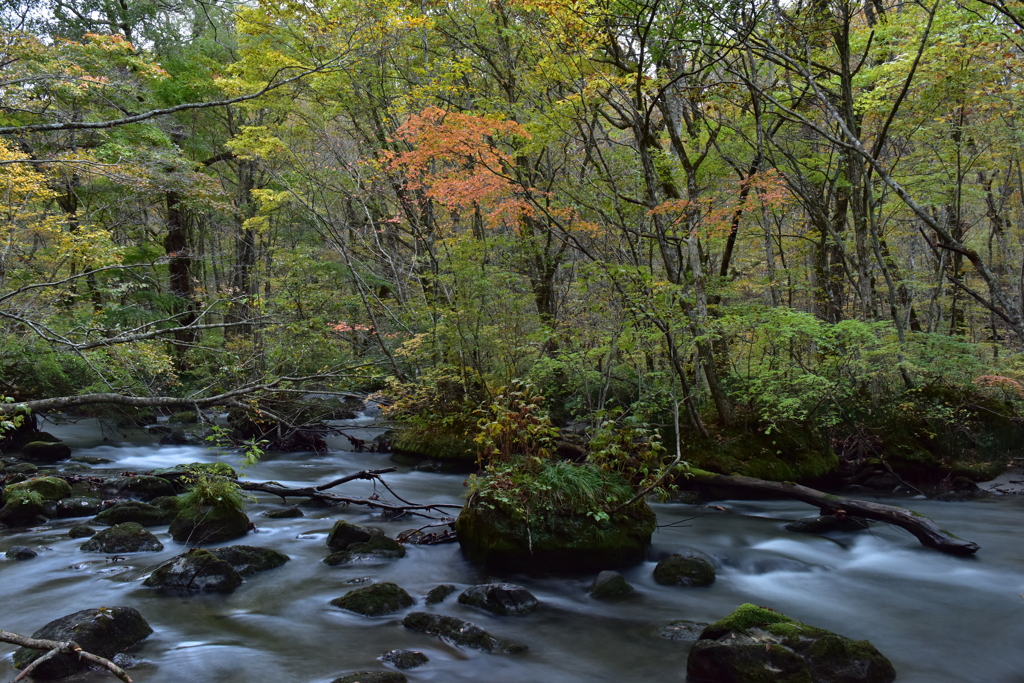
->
[330, 582, 414, 616]
[80, 522, 163, 553]
[169, 505, 250, 545]
[12, 607, 152, 679]
[402, 612, 527, 653]
[686, 603, 896, 683]
[143, 545, 289, 592]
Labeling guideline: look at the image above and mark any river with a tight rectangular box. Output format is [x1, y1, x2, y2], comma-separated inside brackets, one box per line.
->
[2, 415, 1022, 683]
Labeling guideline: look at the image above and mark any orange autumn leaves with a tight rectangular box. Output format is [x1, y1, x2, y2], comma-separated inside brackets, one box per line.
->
[385, 106, 532, 232]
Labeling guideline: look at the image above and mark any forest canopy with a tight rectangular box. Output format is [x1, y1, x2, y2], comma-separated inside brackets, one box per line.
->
[2, 0, 1024, 482]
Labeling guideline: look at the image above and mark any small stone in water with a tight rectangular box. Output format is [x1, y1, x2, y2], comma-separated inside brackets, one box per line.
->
[424, 584, 457, 605]
[659, 620, 708, 641]
[380, 649, 428, 670]
[6, 545, 37, 560]
[347, 576, 373, 584]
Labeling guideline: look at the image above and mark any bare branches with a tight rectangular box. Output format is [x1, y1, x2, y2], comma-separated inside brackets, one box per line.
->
[0, 630, 132, 683]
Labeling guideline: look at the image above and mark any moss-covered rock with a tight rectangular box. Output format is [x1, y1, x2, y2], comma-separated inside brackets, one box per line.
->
[680, 427, 838, 487]
[402, 612, 527, 653]
[170, 411, 199, 424]
[143, 549, 243, 592]
[263, 506, 304, 518]
[331, 672, 407, 683]
[392, 421, 478, 464]
[208, 545, 289, 576]
[424, 584, 457, 605]
[3, 462, 37, 475]
[785, 515, 868, 534]
[70, 455, 113, 465]
[325, 530, 405, 564]
[20, 440, 72, 463]
[169, 505, 249, 545]
[326, 519, 375, 550]
[687, 603, 896, 683]
[101, 475, 175, 501]
[456, 462, 656, 573]
[54, 497, 103, 518]
[94, 501, 174, 527]
[380, 650, 428, 670]
[458, 583, 538, 616]
[331, 582, 415, 616]
[589, 570, 634, 599]
[68, 525, 96, 539]
[653, 552, 716, 587]
[12, 607, 152, 679]
[81, 522, 163, 553]
[0, 499, 46, 527]
[3, 476, 71, 503]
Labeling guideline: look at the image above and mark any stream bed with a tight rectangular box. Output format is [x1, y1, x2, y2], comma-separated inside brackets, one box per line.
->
[2, 416, 1023, 683]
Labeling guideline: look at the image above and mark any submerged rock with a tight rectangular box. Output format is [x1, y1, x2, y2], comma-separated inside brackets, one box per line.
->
[70, 455, 113, 465]
[80, 522, 163, 553]
[331, 672, 407, 683]
[785, 515, 869, 534]
[402, 612, 527, 653]
[169, 505, 250, 545]
[589, 570, 635, 599]
[380, 649, 428, 670]
[686, 603, 896, 683]
[659, 620, 708, 641]
[6, 545, 37, 560]
[424, 584, 457, 605]
[143, 549, 242, 592]
[12, 607, 152, 679]
[653, 552, 716, 587]
[263, 506, 304, 518]
[94, 501, 174, 527]
[330, 582, 414, 616]
[458, 583, 538, 616]
[68, 525, 96, 539]
[101, 476, 175, 502]
[20, 441, 71, 463]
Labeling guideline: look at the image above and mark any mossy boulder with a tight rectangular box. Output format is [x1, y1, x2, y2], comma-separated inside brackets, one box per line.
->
[263, 506, 304, 518]
[687, 603, 896, 683]
[94, 501, 175, 527]
[3, 476, 71, 503]
[170, 410, 199, 424]
[101, 475, 175, 501]
[151, 463, 238, 491]
[12, 607, 152, 679]
[589, 570, 634, 599]
[169, 505, 250, 545]
[68, 525, 96, 539]
[20, 440, 72, 463]
[458, 583, 538, 616]
[681, 426, 839, 487]
[392, 420, 477, 464]
[456, 462, 656, 573]
[0, 499, 47, 527]
[54, 497, 103, 518]
[786, 515, 868, 534]
[424, 584, 457, 605]
[3, 462, 38, 475]
[332, 673, 407, 683]
[326, 519, 375, 550]
[144, 549, 242, 592]
[208, 545, 289, 575]
[81, 522, 163, 553]
[70, 455, 113, 465]
[653, 552, 716, 587]
[324, 530, 405, 565]
[402, 612, 527, 653]
[330, 582, 415, 616]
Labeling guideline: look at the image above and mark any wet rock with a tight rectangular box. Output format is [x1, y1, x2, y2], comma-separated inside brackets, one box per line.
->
[380, 649, 428, 670]
[21, 440, 72, 463]
[70, 455, 114, 465]
[653, 552, 716, 587]
[861, 474, 903, 491]
[659, 620, 708, 641]
[169, 505, 249, 545]
[143, 549, 242, 592]
[207, 545, 289, 575]
[458, 583, 538, 616]
[12, 607, 153, 679]
[68, 525, 96, 539]
[263, 506, 304, 518]
[687, 603, 896, 683]
[3, 476, 72, 503]
[62, 463, 90, 473]
[94, 501, 175, 527]
[589, 570, 634, 599]
[54, 497, 103, 518]
[6, 545, 37, 560]
[424, 584, 457, 605]
[0, 500, 47, 527]
[80, 522, 163, 553]
[3, 462, 37, 475]
[402, 612, 527, 653]
[324, 534, 405, 565]
[331, 672, 407, 683]
[101, 476, 175, 502]
[786, 515, 869, 534]
[330, 582, 414, 616]
[170, 410, 199, 424]
[326, 519, 375, 550]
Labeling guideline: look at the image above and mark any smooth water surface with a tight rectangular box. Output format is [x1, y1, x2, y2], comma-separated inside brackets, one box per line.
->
[2, 418, 1023, 683]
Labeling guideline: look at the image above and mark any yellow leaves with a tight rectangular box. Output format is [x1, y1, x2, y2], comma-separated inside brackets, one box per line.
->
[226, 126, 289, 161]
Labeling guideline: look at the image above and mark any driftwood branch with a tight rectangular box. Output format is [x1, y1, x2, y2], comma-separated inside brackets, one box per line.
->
[0, 630, 132, 683]
[691, 473, 979, 556]
[237, 469, 463, 519]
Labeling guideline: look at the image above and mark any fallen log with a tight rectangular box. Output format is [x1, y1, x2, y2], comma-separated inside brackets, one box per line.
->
[691, 472, 979, 556]
[0, 630, 132, 683]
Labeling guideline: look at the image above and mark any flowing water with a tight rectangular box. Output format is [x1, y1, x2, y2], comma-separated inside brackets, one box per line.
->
[2, 416, 1023, 683]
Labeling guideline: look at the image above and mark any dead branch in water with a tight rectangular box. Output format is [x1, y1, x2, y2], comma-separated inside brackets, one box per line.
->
[0, 630, 132, 683]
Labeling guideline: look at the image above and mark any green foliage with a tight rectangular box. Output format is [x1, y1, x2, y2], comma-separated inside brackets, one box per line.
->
[178, 473, 251, 516]
[474, 383, 560, 465]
